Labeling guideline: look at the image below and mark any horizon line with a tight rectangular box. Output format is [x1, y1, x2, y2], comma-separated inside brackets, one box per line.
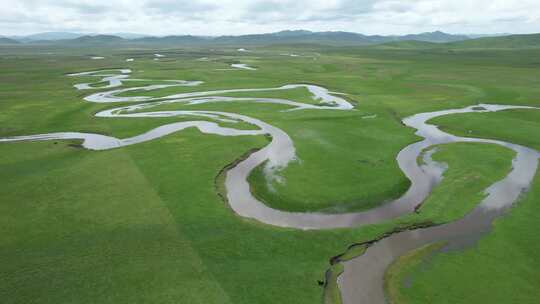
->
[2, 29, 517, 39]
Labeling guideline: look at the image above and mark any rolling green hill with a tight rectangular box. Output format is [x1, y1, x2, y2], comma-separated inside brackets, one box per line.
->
[446, 33, 540, 49]
[369, 33, 540, 51]
[0, 37, 20, 44]
[370, 40, 440, 49]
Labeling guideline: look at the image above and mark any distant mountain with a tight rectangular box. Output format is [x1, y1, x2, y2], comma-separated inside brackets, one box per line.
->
[111, 33, 150, 39]
[213, 30, 370, 45]
[0, 37, 20, 44]
[64, 35, 126, 45]
[213, 30, 471, 45]
[5, 30, 474, 46]
[133, 35, 209, 45]
[8, 31, 148, 42]
[8, 30, 540, 48]
[272, 30, 313, 37]
[22, 32, 84, 41]
[398, 31, 469, 43]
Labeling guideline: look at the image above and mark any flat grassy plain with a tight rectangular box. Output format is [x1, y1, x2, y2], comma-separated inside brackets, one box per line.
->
[0, 44, 539, 303]
[386, 109, 540, 304]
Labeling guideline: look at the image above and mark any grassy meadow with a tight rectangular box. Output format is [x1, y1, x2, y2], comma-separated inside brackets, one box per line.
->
[385, 109, 540, 304]
[0, 42, 539, 303]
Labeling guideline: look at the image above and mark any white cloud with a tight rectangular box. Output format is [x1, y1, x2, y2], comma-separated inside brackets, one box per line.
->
[1, 0, 540, 35]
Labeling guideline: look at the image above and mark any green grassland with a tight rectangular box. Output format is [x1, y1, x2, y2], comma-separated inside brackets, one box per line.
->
[0, 42, 539, 304]
[431, 109, 540, 150]
[385, 109, 540, 304]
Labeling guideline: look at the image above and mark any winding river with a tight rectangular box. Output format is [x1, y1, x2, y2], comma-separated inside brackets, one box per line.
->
[338, 106, 540, 304]
[1, 69, 539, 303]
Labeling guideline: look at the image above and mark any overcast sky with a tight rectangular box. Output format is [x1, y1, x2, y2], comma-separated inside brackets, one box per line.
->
[3, 0, 540, 36]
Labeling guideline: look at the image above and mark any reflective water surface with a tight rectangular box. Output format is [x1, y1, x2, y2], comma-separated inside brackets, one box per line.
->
[338, 105, 540, 304]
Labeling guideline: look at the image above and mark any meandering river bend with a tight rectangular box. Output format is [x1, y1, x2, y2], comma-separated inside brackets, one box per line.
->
[1, 69, 538, 304]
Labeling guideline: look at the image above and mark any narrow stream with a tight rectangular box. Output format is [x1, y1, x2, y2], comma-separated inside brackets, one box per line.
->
[1, 69, 538, 303]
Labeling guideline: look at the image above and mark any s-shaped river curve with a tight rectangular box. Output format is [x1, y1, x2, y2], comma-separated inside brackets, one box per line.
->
[0, 69, 444, 230]
[1, 69, 539, 303]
